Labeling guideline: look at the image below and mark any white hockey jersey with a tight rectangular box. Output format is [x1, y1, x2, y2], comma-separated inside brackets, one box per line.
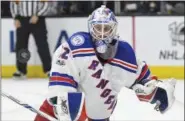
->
[47, 32, 151, 120]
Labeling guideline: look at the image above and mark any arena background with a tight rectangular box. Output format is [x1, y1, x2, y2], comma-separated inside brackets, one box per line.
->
[2, 17, 184, 79]
[1, 1, 184, 79]
[1, 1, 184, 121]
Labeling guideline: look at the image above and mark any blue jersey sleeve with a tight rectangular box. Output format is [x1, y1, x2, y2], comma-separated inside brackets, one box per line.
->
[110, 41, 138, 73]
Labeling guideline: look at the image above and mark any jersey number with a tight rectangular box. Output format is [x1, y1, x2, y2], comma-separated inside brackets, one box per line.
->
[61, 47, 70, 59]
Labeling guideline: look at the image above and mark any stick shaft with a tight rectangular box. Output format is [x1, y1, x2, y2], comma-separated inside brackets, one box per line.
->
[1, 91, 58, 121]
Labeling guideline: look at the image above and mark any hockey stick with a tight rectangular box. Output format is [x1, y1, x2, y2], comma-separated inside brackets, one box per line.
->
[1, 91, 58, 121]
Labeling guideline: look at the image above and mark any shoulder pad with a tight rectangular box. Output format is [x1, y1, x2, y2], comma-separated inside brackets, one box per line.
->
[67, 32, 94, 51]
[115, 41, 137, 65]
[111, 41, 138, 73]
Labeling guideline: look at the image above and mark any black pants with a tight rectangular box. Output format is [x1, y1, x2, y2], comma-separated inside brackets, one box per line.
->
[16, 17, 51, 74]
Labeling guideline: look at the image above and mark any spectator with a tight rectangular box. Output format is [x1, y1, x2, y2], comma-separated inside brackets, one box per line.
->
[46, 1, 58, 16]
[173, 2, 184, 14]
[57, 1, 71, 14]
[70, 1, 82, 14]
[164, 1, 184, 15]
[148, 1, 160, 14]
[124, 1, 138, 13]
[10, 1, 52, 79]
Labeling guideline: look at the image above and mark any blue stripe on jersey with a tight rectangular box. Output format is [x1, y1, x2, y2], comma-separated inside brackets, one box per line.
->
[114, 41, 137, 66]
[51, 72, 75, 81]
[109, 62, 137, 73]
[49, 81, 77, 88]
[73, 53, 96, 58]
[68, 93, 83, 121]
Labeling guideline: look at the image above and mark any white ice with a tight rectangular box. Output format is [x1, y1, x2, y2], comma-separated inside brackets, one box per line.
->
[1, 78, 184, 121]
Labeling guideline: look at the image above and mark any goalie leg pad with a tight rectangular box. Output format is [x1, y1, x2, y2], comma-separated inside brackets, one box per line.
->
[49, 92, 87, 121]
[34, 100, 56, 121]
[68, 92, 87, 121]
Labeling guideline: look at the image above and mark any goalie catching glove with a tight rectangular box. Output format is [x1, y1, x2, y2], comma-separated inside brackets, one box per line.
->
[132, 77, 176, 113]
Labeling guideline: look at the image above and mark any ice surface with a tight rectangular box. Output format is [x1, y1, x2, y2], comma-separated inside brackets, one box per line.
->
[1, 78, 184, 121]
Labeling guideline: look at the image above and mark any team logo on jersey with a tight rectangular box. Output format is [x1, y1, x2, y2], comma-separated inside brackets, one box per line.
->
[71, 35, 85, 46]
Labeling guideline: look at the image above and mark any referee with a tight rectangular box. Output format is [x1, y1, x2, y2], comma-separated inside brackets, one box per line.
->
[10, 1, 51, 79]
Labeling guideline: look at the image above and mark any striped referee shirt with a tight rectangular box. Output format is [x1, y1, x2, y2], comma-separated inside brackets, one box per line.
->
[10, 1, 49, 18]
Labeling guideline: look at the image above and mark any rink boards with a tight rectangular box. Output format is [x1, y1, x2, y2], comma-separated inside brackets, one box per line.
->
[1, 16, 184, 79]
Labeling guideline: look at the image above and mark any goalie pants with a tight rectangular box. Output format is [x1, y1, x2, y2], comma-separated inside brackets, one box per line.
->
[16, 17, 51, 74]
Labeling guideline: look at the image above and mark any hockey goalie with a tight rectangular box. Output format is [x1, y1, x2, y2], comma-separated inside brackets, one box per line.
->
[34, 5, 176, 121]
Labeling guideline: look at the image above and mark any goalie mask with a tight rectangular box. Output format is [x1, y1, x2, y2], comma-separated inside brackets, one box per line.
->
[88, 5, 118, 53]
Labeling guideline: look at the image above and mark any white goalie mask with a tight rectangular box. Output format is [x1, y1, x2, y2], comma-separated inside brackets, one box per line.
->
[88, 5, 118, 53]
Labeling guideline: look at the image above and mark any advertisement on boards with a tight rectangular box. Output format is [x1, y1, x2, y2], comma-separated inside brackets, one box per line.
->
[159, 21, 184, 61]
[135, 16, 184, 66]
[1, 17, 183, 78]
